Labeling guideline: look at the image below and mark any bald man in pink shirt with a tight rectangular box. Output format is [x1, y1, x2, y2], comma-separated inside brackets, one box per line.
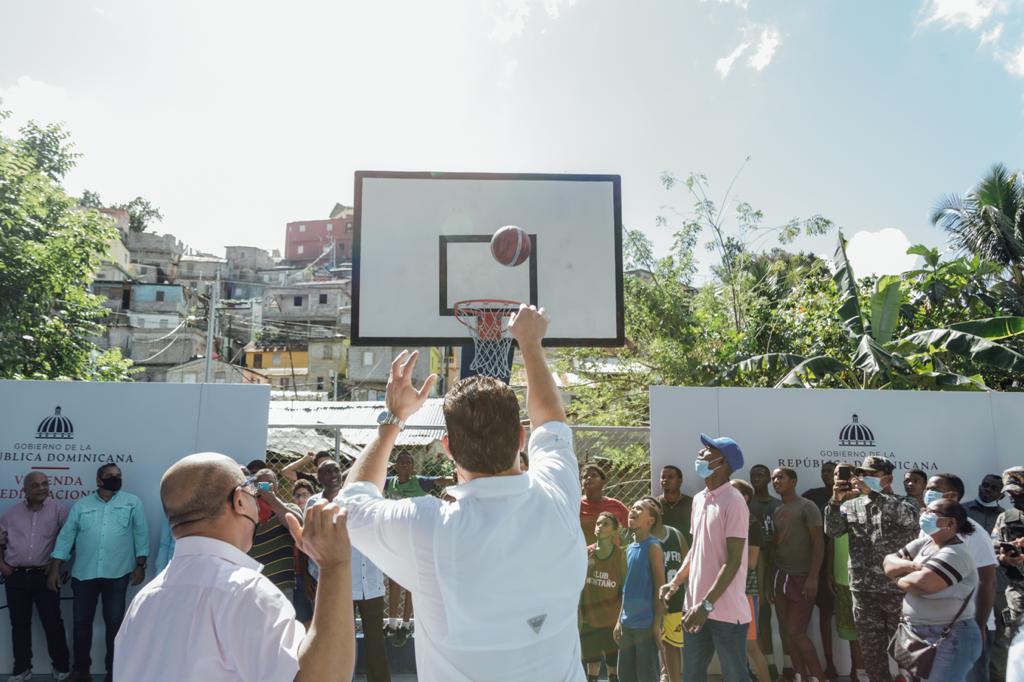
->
[660, 434, 749, 682]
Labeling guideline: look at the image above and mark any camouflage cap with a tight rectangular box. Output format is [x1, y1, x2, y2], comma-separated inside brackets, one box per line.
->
[1002, 467, 1024, 495]
[856, 456, 895, 476]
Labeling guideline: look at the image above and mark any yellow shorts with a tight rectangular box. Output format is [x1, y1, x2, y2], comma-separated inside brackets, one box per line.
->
[662, 612, 684, 648]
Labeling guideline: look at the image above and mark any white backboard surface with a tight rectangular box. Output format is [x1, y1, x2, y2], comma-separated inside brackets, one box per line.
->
[352, 172, 624, 346]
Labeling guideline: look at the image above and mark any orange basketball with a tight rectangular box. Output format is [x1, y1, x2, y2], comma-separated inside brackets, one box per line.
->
[490, 225, 531, 267]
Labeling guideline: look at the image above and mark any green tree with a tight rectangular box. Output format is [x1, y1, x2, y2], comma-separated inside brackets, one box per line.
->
[80, 189, 104, 208]
[658, 165, 833, 334]
[0, 110, 136, 381]
[113, 195, 164, 233]
[737, 233, 1024, 390]
[932, 163, 1024, 286]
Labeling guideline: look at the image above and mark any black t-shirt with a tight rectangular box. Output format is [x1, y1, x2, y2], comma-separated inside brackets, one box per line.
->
[803, 486, 831, 515]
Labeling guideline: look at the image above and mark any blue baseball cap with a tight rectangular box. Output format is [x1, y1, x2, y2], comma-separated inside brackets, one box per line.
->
[699, 433, 744, 474]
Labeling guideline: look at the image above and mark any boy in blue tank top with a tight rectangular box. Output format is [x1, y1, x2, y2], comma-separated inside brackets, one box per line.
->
[615, 498, 666, 682]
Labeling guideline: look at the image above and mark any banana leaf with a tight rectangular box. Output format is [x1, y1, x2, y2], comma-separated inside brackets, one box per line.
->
[869, 275, 902, 344]
[776, 356, 849, 388]
[947, 316, 1024, 340]
[832, 233, 865, 338]
[735, 353, 808, 375]
[895, 328, 1024, 373]
[897, 372, 988, 391]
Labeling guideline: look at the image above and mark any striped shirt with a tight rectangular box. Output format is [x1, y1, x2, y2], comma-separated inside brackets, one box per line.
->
[248, 506, 300, 592]
[898, 537, 977, 626]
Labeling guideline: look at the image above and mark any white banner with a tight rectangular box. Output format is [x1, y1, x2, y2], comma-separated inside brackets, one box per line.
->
[650, 386, 1024, 499]
[0, 380, 270, 673]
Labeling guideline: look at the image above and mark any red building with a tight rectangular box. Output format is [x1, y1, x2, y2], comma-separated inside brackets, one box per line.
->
[284, 205, 354, 264]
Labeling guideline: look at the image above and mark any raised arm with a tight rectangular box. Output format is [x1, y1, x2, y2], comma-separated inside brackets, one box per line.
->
[281, 453, 314, 483]
[286, 502, 355, 682]
[508, 305, 565, 430]
[344, 350, 436, 493]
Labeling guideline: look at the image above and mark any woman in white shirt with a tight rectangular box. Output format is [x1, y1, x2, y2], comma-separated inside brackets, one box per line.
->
[884, 499, 982, 681]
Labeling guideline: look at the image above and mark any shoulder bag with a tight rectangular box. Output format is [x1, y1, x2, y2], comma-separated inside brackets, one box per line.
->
[887, 587, 975, 679]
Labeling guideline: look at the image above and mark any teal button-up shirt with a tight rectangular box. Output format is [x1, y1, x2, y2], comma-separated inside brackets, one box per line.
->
[51, 491, 149, 581]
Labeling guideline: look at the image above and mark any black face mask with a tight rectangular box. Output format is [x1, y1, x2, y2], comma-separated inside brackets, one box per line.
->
[100, 476, 122, 492]
[1012, 494, 1024, 512]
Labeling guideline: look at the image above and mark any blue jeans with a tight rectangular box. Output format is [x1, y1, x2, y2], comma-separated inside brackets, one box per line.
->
[912, 618, 982, 681]
[683, 618, 750, 682]
[966, 628, 993, 682]
[71, 574, 129, 674]
[618, 625, 659, 682]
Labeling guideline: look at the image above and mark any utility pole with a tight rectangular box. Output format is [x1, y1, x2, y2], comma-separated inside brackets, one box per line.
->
[204, 269, 220, 382]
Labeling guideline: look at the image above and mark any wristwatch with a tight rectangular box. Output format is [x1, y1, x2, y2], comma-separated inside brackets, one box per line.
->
[376, 410, 405, 430]
[701, 599, 715, 613]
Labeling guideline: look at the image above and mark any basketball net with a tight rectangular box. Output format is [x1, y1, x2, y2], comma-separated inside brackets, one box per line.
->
[454, 299, 520, 380]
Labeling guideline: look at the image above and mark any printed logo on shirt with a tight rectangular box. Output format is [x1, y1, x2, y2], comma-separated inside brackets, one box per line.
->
[527, 613, 547, 634]
[586, 570, 618, 589]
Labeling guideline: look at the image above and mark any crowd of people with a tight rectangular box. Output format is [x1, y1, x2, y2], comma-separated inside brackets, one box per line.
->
[1, 303, 1023, 682]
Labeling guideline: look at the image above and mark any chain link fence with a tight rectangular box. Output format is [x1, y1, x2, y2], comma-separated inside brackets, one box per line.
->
[265, 423, 652, 622]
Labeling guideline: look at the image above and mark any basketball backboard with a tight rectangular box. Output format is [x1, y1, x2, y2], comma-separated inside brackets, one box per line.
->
[351, 171, 623, 347]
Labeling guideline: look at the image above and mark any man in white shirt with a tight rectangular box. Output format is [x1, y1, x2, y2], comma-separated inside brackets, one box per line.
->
[339, 305, 587, 682]
[112, 452, 354, 682]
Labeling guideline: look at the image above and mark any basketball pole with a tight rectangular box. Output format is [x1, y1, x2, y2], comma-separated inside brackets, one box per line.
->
[204, 269, 220, 383]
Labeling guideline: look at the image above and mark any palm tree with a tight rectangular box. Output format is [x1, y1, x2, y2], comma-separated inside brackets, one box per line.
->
[932, 163, 1024, 286]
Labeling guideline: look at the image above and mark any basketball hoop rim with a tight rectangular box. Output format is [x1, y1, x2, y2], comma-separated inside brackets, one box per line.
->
[452, 299, 523, 331]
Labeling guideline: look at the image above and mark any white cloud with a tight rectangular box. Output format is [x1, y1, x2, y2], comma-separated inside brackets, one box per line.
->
[979, 22, 1004, 43]
[487, 0, 531, 43]
[715, 41, 751, 78]
[543, 0, 577, 19]
[919, 0, 999, 30]
[701, 0, 750, 8]
[0, 76, 92, 135]
[715, 24, 780, 77]
[485, 0, 579, 41]
[1000, 43, 1024, 75]
[748, 27, 781, 71]
[845, 228, 921, 278]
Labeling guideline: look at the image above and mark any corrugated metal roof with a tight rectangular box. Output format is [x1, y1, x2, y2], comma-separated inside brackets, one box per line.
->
[267, 399, 445, 446]
[265, 428, 361, 460]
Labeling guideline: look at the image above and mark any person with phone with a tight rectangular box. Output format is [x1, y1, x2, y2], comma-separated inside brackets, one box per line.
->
[992, 467, 1024, 678]
[824, 456, 919, 682]
[247, 468, 303, 600]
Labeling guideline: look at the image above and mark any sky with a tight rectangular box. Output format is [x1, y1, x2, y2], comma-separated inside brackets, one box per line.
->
[2, 0, 1023, 281]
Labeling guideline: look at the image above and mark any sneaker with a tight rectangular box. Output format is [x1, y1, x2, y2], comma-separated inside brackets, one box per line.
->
[7, 669, 32, 682]
[392, 625, 410, 648]
[53, 670, 73, 682]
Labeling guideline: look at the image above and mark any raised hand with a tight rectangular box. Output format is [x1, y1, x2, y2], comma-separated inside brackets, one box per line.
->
[386, 350, 438, 421]
[508, 304, 548, 348]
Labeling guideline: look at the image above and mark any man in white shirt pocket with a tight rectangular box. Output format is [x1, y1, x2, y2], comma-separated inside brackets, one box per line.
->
[339, 305, 588, 682]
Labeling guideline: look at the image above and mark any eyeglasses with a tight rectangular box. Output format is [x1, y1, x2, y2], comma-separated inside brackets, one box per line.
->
[229, 475, 259, 501]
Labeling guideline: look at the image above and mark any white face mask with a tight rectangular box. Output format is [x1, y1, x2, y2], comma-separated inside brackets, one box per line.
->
[977, 498, 1000, 508]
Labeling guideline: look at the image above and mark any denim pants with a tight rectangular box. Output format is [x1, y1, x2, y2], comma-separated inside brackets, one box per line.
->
[683, 618, 750, 682]
[966, 627, 993, 682]
[5, 568, 70, 674]
[71, 574, 129, 674]
[618, 625, 659, 682]
[912, 618, 982, 681]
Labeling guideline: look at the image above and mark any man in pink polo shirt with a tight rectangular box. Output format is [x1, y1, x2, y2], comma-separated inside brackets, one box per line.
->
[660, 433, 749, 682]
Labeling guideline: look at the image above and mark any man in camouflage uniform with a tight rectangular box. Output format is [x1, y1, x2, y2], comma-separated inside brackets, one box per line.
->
[992, 467, 1024, 681]
[824, 457, 919, 682]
